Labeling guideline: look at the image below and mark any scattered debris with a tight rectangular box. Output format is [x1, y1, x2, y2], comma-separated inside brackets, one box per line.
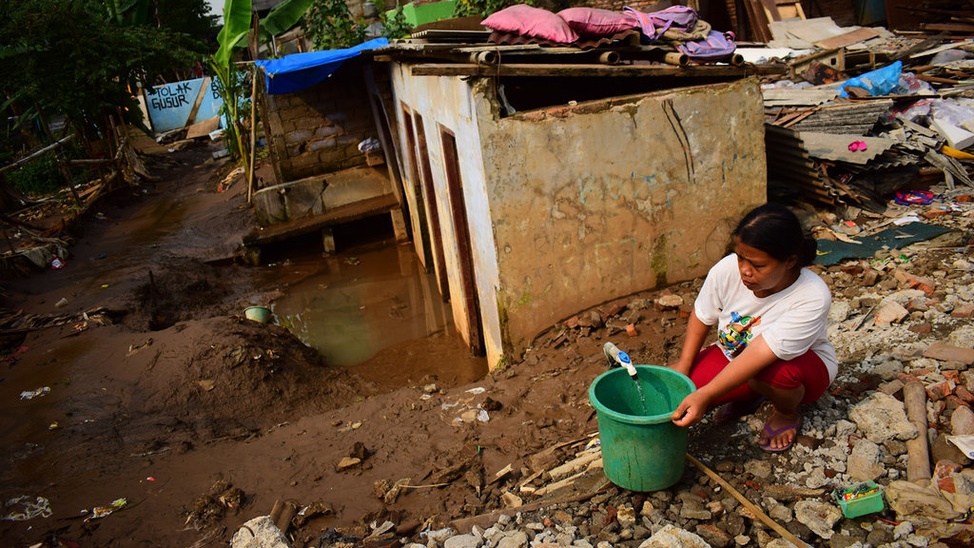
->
[2, 495, 52, 521]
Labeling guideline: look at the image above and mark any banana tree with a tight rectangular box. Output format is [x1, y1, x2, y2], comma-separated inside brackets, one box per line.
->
[212, 0, 314, 201]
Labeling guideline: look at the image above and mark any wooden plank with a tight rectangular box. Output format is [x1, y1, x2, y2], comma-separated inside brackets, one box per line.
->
[244, 194, 400, 246]
[185, 116, 221, 140]
[814, 27, 882, 49]
[409, 63, 770, 78]
[922, 23, 974, 32]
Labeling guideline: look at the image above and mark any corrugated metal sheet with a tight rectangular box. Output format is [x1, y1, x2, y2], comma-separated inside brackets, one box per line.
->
[767, 99, 893, 135]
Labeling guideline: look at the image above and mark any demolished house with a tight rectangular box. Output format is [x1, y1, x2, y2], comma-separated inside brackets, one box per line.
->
[376, 23, 769, 369]
[248, 38, 409, 257]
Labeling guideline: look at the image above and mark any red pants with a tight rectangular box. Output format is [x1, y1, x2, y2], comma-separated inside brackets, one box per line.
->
[688, 344, 830, 408]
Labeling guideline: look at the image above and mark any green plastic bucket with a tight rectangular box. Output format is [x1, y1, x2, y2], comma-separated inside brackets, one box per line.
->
[589, 365, 696, 492]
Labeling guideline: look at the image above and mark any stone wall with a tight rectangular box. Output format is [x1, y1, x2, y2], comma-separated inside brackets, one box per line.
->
[263, 59, 377, 183]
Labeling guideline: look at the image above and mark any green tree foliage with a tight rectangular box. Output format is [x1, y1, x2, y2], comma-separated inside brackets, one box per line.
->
[304, 0, 366, 50]
[0, 0, 215, 151]
[453, 0, 531, 18]
[381, 2, 413, 40]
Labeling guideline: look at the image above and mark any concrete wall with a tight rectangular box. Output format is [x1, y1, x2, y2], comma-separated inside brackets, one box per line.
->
[391, 71, 766, 370]
[144, 77, 223, 134]
[479, 79, 766, 360]
[263, 61, 377, 182]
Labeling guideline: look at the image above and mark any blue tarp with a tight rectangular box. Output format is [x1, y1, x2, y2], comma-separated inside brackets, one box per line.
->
[254, 37, 389, 95]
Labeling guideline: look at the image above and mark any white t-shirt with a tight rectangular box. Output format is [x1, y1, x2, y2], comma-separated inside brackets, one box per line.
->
[694, 254, 838, 383]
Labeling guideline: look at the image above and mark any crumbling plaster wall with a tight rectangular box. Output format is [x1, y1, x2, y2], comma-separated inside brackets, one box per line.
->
[263, 61, 377, 183]
[390, 68, 765, 369]
[480, 78, 767, 359]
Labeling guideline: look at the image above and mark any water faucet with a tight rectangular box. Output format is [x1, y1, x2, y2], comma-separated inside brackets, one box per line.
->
[603, 342, 638, 380]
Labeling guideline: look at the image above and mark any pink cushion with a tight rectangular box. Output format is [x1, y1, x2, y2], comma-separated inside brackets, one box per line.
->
[482, 5, 578, 43]
[557, 7, 638, 36]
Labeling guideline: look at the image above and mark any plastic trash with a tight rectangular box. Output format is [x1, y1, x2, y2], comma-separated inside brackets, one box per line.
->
[835, 60, 902, 98]
[2, 495, 52, 521]
[357, 137, 381, 152]
[20, 387, 50, 400]
[50, 258, 65, 269]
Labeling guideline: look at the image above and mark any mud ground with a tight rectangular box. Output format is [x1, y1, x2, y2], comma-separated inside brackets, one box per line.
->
[0, 142, 679, 547]
[0, 140, 949, 547]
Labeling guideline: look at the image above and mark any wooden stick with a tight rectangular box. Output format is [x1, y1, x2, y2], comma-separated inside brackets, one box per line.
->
[904, 381, 932, 485]
[686, 454, 811, 548]
[269, 499, 297, 533]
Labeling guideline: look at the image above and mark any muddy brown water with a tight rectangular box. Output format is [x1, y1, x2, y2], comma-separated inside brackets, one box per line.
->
[249, 218, 489, 391]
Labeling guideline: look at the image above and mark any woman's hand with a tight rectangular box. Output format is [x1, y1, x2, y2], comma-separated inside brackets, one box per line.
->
[669, 358, 693, 377]
[671, 390, 713, 428]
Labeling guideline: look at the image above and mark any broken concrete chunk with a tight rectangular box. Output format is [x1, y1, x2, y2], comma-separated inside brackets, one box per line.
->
[656, 294, 684, 310]
[874, 301, 909, 325]
[794, 500, 842, 540]
[336, 457, 361, 471]
[848, 439, 885, 481]
[637, 524, 710, 548]
[230, 516, 289, 548]
[848, 392, 918, 443]
[886, 480, 961, 523]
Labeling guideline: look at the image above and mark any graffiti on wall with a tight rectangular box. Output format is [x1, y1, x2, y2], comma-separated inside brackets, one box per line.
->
[144, 77, 223, 134]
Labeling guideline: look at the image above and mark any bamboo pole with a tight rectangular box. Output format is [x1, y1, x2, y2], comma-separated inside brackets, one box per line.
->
[687, 454, 811, 548]
[247, 12, 259, 204]
[904, 381, 932, 485]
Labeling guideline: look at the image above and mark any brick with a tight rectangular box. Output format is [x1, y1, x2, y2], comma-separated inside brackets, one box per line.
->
[908, 275, 937, 295]
[927, 380, 954, 401]
[875, 301, 909, 325]
[909, 322, 932, 334]
[956, 385, 974, 405]
[945, 395, 968, 414]
[951, 304, 974, 318]
[906, 297, 930, 312]
[897, 372, 923, 384]
[599, 302, 626, 318]
[934, 460, 963, 479]
[626, 323, 638, 337]
[924, 343, 974, 366]
[862, 269, 880, 286]
[878, 379, 904, 396]
[938, 476, 957, 493]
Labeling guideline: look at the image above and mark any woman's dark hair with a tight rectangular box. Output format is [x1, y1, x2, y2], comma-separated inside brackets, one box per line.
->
[732, 203, 817, 267]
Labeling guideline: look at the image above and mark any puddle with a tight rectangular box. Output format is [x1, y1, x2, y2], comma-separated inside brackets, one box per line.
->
[261, 226, 488, 390]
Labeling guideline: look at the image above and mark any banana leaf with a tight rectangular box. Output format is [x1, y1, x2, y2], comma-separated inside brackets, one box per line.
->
[260, 0, 315, 41]
[214, 0, 253, 67]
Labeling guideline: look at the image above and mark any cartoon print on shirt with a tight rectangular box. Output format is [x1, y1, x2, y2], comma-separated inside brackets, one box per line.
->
[717, 311, 761, 357]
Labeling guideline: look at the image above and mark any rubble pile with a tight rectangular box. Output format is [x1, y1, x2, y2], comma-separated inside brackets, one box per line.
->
[753, 19, 974, 213]
[232, 187, 974, 548]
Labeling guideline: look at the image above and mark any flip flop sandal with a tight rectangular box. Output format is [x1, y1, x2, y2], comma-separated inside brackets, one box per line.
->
[758, 414, 802, 453]
[894, 190, 934, 206]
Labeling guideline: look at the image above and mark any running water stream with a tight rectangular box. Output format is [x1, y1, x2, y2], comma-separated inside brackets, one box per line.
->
[632, 378, 649, 415]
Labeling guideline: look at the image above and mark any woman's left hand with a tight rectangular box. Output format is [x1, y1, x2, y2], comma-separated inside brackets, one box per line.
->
[671, 391, 713, 428]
